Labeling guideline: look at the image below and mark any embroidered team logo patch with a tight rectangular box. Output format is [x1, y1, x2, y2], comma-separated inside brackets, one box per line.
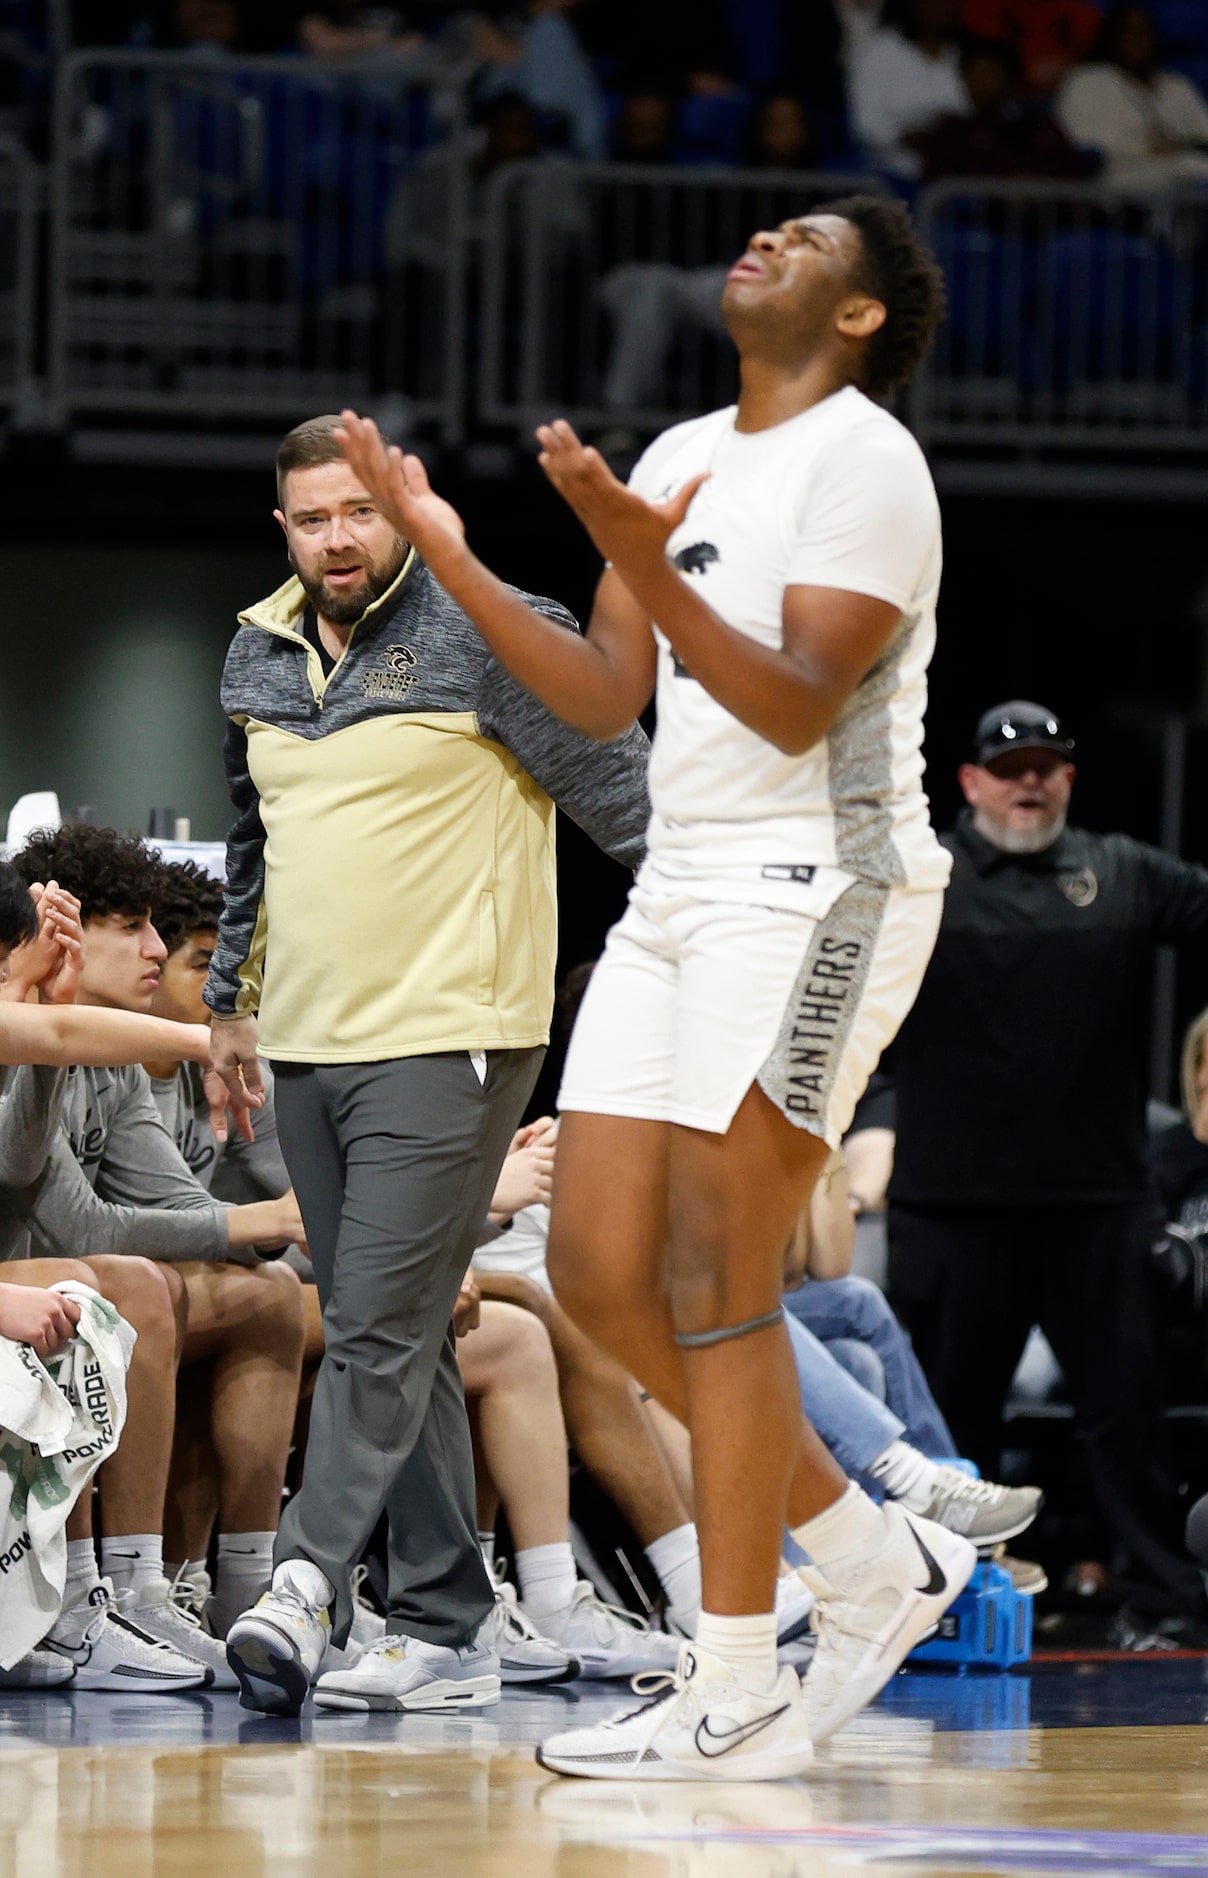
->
[363, 644, 418, 700]
[1057, 867, 1098, 908]
[672, 541, 719, 575]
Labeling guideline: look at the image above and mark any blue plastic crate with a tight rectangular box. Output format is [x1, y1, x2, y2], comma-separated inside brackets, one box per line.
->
[910, 1560, 1034, 1669]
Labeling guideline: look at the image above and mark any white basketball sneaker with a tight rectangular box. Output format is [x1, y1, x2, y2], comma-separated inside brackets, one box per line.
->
[0, 1648, 75, 1688]
[525, 1582, 679, 1679]
[478, 1579, 580, 1685]
[44, 1579, 211, 1692]
[797, 1502, 976, 1746]
[775, 1571, 816, 1646]
[127, 1575, 239, 1690]
[313, 1633, 501, 1712]
[226, 1559, 333, 1715]
[537, 1642, 815, 1783]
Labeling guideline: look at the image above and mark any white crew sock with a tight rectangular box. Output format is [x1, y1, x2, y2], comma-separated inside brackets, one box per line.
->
[516, 1542, 577, 1617]
[101, 1534, 163, 1595]
[213, 1532, 276, 1637]
[867, 1440, 939, 1513]
[65, 1538, 101, 1602]
[791, 1481, 888, 1580]
[646, 1522, 702, 1634]
[694, 1611, 779, 1693]
[478, 1530, 497, 1575]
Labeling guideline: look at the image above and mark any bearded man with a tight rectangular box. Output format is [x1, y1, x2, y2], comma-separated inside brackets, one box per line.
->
[887, 699, 1208, 1647]
[204, 414, 650, 1715]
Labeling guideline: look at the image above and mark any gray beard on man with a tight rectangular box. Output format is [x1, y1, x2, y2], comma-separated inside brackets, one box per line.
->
[973, 806, 1068, 855]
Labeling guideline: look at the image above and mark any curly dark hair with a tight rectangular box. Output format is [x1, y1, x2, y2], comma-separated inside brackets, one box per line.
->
[11, 824, 164, 925]
[818, 195, 947, 397]
[0, 862, 38, 952]
[153, 859, 224, 956]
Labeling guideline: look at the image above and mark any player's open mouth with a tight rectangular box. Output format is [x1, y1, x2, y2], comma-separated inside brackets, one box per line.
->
[728, 256, 765, 281]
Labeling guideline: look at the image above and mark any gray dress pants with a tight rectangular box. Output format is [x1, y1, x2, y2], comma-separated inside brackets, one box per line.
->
[272, 1048, 543, 1646]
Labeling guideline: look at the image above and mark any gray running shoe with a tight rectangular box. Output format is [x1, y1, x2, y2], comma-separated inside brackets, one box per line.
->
[918, 1471, 1042, 1548]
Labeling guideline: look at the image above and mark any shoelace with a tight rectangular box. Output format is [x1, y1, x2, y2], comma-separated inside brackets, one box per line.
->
[933, 1470, 1006, 1506]
[80, 1587, 180, 1656]
[165, 1566, 207, 1629]
[577, 1585, 651, 1639]
[600, 1647, 693, 1731]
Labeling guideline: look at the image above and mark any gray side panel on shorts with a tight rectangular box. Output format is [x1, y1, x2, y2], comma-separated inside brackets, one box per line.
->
[827, 620, 913, 888]
[756, 878, 889, 1137]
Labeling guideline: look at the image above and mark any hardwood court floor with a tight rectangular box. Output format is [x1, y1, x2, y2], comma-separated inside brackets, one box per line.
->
[4, 1659, 1208, 1877]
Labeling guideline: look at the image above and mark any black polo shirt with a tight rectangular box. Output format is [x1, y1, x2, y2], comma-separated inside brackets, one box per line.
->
[889, 813, 1208, 1208]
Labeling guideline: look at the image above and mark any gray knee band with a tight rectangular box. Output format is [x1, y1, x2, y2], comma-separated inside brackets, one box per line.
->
[675, 1308, 783, 1351]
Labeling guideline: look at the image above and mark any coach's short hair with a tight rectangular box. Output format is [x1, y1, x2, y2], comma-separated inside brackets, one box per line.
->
[276, 413, 392, 506]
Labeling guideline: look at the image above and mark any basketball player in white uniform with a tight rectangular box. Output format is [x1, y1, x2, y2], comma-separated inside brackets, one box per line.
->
[336, 195, 974, 1781]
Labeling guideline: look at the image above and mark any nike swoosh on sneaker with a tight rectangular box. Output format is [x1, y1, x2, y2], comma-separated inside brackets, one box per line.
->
[695, 1704, 790, 1758]
[909, 1524, 950, 1598]
[47, 1640, 91, 1668]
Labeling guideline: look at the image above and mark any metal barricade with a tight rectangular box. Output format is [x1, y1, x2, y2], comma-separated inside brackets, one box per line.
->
[479, 163, 884, 433]
[49, 51, 470, 442]
[911, 179, 1208, 459]
[0, 136, 37, 413]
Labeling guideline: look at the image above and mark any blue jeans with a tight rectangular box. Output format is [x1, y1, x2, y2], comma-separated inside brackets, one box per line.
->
[783, 1275, 957, 1461]
[782, 1310, 905, 1480]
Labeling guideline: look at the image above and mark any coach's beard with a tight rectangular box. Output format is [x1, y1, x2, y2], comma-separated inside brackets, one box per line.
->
[293, 537, 410, 627]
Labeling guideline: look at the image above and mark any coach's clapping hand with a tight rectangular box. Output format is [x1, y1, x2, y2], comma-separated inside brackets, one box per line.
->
[0, 1281, 81, 1360]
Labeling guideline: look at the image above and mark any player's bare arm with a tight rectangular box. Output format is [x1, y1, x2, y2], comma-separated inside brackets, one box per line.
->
[0, 1002, 212, 1069]
[336, 410, 658, 738]
[537, 419, 901, 757]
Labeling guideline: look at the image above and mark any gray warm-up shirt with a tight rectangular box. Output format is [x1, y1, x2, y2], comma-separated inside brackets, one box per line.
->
[0, 1062, 231, 1264]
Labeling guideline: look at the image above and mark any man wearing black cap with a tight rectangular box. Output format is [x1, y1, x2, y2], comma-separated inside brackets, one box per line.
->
[887, 700, 1208, 1641]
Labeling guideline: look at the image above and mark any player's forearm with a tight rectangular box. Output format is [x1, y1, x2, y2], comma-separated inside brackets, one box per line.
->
[0, 1005, 211, 1069]
[621, 557, 833, 756]
[433, 542, 641, 738]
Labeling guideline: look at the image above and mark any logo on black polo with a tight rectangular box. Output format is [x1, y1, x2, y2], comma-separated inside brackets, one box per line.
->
[364, 644, 418, 700]
[1057, 867, 1098, 908]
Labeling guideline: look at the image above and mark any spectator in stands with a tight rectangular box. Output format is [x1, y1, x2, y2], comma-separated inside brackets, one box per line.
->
[961, 0, 1102, 96]
[611, 86, 677, 164]
[166, 0, 243, 54]
[914, 38, 1101, 178]
[1056, 3, 1208, 191]
[849, 0, 969, 176]
[478, 0, 608, 159]
[743, 92, 821, 169]
[6, 827, 307, 1668]
[887, 699, 1208, 1646]
[296, 3, 425, 61]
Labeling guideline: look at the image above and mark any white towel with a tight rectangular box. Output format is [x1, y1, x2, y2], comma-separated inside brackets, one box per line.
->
[0, 1281, 135, 1667]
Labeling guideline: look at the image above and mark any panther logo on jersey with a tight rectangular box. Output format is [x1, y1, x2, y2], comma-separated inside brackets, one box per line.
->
[673, 542, 720, 576]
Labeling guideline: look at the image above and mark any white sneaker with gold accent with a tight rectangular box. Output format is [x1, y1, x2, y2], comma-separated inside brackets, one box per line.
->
[313, 1632, 500, 1712]
[226, 1560, 332, 1715]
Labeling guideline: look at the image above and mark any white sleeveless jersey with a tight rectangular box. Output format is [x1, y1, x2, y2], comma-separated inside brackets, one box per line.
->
[629, 385, 950, 900]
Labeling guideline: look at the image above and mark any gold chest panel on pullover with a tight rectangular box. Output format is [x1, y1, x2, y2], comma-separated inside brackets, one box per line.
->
[242, 711, 557, 1062]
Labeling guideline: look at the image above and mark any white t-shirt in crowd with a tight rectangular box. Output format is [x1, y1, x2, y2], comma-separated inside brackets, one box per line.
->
[627, 386, 949, 900]
[1057, 64, 1208, 188]
[849, 28, 968, 177]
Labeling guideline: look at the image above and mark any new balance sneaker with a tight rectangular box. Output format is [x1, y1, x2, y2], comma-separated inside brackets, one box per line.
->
[226, 1559, 332, 1716]
[797, 1503, 976, 1746]
[44, 1579, 211, 1692]
[917, 1471, 1042, 1548]
[127, 1575, 240, 1691]
[478, 1580, 580, 1685]
[537, 1643, 815, 1783]
[313, 1633, 500, 1712]
[0, 1648, 75, 1688]
[524, 1581, 679, 1680]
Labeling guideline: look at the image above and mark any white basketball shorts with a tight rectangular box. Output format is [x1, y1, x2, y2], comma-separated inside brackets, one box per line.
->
[558, 870, 943, 1145]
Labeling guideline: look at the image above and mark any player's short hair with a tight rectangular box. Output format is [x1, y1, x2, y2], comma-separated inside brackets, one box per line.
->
[0, 862, 39, 952]
[819, 195, 946, 397]
[12, 824, 162, 925]
[276, 412, 392, 507]
[153, 858, 224, 956]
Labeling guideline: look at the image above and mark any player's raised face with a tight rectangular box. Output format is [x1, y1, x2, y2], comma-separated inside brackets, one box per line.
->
[276, 459, 409, 627]
[722, 214, 884, 358]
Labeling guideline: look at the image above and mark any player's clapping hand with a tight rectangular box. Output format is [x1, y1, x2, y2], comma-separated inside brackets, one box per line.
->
[0, 1281, 81, 1360]
[336, 411, 468, 577]
[489, 1116, 558, 1221]
[2, 882, 85, 1005]
[453, 1272, 481, 1338]
[535, 420, 709, 572]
